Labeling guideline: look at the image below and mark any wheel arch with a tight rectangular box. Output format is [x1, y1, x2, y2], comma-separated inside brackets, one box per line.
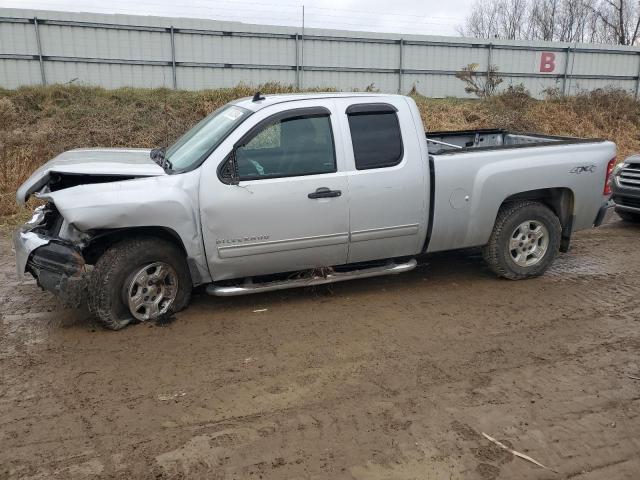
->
[83, 226, 202, 284]
[500, 187, 575, 252]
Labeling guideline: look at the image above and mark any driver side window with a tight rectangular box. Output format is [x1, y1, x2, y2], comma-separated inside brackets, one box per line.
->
[234, 113, 336, 181]
[244, 122, 281, 150]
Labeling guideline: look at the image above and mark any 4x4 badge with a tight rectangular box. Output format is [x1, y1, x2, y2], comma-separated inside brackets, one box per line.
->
[569, 165, 596, 174]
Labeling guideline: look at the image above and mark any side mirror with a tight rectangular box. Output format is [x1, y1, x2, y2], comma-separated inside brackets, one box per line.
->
[222, 150, 240, 185]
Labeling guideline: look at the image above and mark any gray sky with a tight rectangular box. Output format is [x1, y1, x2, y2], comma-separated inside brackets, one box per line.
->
[0, 0, 467, 36]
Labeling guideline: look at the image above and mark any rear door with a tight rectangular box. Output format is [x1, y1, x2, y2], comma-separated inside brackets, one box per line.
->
[335, 98, 429, 263]
[200, 100, 351, 281]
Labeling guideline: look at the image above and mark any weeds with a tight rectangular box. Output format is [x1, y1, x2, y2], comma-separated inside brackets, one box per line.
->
[1, 83, 639, 219]
[455, 63, 503, 98]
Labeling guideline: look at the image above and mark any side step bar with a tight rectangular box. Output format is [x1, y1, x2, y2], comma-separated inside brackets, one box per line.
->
[207, 259, 418, 297]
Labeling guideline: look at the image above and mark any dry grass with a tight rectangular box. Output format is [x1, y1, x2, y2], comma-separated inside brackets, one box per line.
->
[1, 83, 639, 219]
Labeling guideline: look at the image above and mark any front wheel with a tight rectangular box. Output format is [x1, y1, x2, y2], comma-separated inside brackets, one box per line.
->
[88, 237, 192, 330]
[483, 201, 561, 280]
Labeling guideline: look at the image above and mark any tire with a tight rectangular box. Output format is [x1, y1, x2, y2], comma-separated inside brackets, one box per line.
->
[88, 237, 192, 330]
[483, 201, 561, 280]
[615, 208, 640, 223]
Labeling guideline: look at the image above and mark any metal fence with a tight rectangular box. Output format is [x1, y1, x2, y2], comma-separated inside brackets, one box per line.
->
[1, 8, 639, 98]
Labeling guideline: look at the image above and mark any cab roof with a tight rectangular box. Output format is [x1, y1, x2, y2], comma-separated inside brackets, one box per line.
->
[232, 92, 405, 112]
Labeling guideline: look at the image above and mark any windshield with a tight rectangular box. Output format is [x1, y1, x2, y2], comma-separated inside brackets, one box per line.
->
[166, 104, 251, 171]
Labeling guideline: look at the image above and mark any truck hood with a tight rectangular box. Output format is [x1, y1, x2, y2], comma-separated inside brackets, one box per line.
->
[17, 148, 166, 205]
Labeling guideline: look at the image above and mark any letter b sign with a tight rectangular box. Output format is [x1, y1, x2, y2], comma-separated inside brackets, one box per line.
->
[540, 52, 555, 73]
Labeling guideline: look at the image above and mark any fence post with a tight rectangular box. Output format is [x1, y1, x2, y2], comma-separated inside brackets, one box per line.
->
[635, 52, 640, 100]
[300, 33, 304, 89]
[33, 17, 46, 86]
[562, 46, 572, 95]
[486, 42, 492, 83]
[170, 26, 177, 89]
[295, 33, 300, 89]
[398, 39, 404, 94]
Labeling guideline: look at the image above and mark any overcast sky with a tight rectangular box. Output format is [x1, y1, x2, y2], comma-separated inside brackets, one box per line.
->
[0, 0, 466, 36]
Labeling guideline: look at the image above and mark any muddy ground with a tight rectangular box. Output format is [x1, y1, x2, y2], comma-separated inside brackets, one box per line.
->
[1, 217, 639, 480]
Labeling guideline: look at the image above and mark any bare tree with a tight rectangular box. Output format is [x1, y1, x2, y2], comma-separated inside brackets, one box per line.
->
[529, 0, 560, 40]
[591, 0, 640, 45]
[458, 0, 640, 45]
[555, 0, 598, 42]
[499, 0, 530, 39]
[457, 0, 502, 38]
[457, 0, 529, 39]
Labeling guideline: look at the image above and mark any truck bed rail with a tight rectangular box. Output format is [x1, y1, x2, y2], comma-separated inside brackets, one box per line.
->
[426, 128, 604, 154]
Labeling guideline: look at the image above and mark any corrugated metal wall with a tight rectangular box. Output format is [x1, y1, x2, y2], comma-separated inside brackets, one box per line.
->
[1, 8, 639, 98]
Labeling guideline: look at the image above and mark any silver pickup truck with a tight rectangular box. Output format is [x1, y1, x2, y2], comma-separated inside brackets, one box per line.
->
[14, 93, 616, 330]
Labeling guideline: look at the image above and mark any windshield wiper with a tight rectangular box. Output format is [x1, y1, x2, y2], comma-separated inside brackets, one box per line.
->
[150, 146, 173, 172]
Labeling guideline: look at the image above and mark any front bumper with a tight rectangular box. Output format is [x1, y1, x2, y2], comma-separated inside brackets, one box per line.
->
[12, 212, 88, 307]
[13, 229, 50, 276]
[612, 175, 640, 214]
[613, 195, 640, 215]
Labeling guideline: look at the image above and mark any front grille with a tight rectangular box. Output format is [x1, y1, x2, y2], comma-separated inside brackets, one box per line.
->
[618, 164, 640, 189]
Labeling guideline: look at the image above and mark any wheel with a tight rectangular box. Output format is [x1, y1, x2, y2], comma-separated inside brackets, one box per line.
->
[88, 237, 192, 330]
[483, 201, 561, 280]
[615, 208, 640, 223]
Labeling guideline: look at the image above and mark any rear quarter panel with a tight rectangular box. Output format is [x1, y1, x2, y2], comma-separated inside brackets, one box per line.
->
[427, 140, 616, 252]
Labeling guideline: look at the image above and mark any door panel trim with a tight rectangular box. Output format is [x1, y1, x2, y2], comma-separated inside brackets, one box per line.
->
[350, 224, 419, 243]
[218, 232, 349, 258]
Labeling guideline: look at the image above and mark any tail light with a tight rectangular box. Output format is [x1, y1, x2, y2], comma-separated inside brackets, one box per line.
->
[603, 157, 616, 195]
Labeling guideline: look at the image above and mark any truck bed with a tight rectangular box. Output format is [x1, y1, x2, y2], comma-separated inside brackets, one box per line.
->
[426, 128, 602, 154]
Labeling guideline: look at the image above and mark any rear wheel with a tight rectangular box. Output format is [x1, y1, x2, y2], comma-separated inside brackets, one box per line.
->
[88, 237, 192, 330]
[483, 201, 561, 280]
[615, 208, 640, 223]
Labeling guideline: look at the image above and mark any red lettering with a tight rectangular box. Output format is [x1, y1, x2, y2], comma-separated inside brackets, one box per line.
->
[540, 52, 556, 73]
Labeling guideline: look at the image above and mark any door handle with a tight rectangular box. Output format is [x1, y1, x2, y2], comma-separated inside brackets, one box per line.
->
[308, 187, 342, 199]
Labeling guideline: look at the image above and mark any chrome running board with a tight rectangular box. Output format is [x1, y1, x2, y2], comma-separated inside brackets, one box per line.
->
[207, 259, 417, 297]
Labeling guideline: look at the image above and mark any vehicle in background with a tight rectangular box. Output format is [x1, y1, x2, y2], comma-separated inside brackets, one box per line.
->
[13, 93, 616, 330]
[611, 154, 640, 222]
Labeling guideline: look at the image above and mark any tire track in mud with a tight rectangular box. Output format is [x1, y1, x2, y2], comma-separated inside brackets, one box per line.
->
[146, 298, 639, 479]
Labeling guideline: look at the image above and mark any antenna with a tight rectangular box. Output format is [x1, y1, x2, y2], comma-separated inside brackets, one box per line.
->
[252, 91, 265, 102]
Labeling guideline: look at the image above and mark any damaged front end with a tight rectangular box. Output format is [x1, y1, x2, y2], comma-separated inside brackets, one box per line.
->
[13, 147, 168, 307]
[13, 204, 88, 307]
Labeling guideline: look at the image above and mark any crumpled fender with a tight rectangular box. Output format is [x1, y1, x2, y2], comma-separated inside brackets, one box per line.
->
[38, 172, 211, 284]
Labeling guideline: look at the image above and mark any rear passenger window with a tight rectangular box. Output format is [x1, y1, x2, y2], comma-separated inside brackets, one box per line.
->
[347, 104, 403, 170]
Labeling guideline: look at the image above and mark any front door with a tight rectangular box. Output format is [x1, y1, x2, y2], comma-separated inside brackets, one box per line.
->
[200, 105, 350, 281]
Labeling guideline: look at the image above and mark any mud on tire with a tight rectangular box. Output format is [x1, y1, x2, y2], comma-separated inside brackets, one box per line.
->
[88, 237, 192, 330]
[483, 201, 562, 280]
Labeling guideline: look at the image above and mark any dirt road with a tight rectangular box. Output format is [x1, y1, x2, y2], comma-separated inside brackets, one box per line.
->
[1, 217, 640, 480]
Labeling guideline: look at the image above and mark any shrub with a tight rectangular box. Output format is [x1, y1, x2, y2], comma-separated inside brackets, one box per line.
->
[455, 63, 503, 98]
